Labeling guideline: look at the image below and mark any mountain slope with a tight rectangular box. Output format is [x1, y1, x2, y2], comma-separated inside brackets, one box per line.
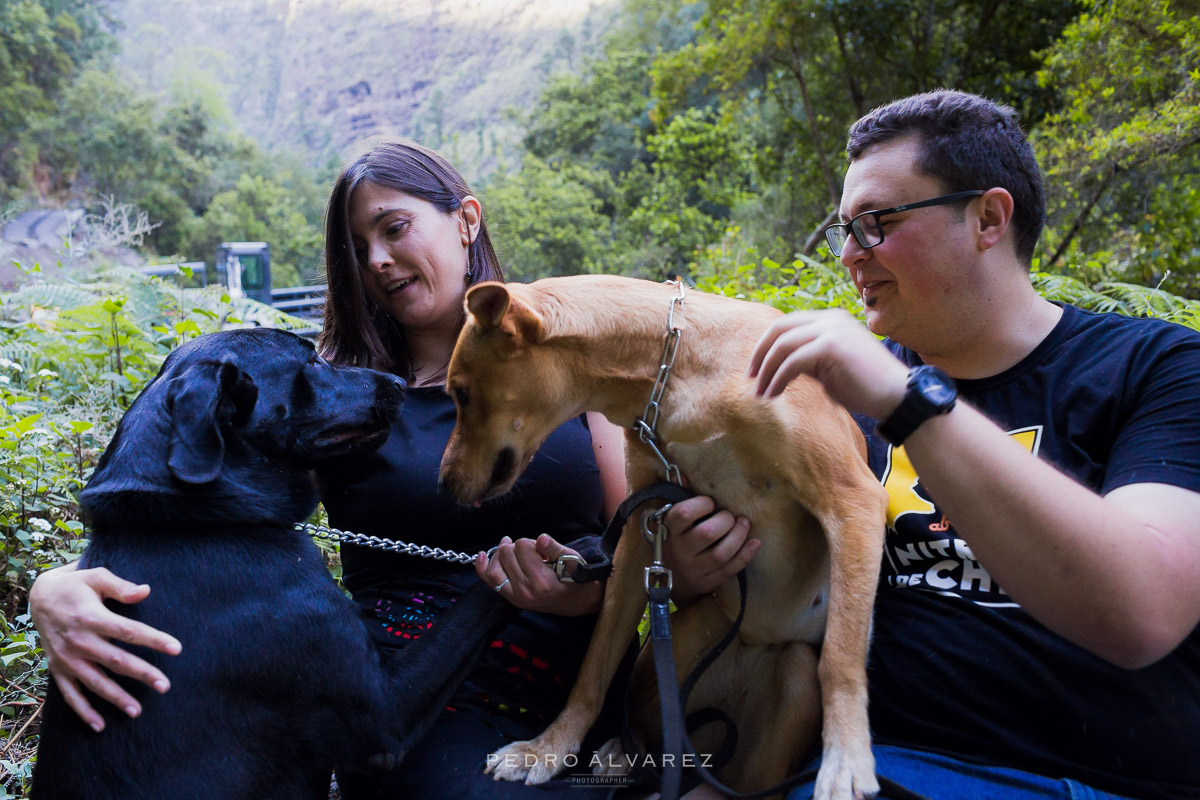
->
[115, 0, 619, 174]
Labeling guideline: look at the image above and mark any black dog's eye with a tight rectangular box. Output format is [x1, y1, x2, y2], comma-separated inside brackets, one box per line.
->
[453, 386, 469, 408]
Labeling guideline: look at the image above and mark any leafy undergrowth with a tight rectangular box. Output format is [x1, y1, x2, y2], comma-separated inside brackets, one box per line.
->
[0, 263, 311, 798]
[2, 252, 1196, 797]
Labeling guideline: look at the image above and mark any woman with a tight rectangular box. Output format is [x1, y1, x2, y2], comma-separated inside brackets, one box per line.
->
[30, 138, 756, 798]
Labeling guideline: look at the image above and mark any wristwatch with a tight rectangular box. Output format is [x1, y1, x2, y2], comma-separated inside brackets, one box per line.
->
[876, 365, 957, 446]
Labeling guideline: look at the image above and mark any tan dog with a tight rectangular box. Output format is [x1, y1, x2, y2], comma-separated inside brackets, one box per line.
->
[439, 275, 888, 800]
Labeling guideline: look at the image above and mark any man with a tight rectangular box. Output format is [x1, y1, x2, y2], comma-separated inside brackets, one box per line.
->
[668, 90, 1200, 799]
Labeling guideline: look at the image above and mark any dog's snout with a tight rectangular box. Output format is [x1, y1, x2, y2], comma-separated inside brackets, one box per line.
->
[375, 375, 406, 421]
[385, 373, 406, 397]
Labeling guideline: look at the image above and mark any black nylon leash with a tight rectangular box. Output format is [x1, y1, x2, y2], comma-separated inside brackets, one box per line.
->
[649, 581, 684, 799]
[566, 480, 933, 800]
[641, 569, 934, 800]
[567, 481, 697, 583]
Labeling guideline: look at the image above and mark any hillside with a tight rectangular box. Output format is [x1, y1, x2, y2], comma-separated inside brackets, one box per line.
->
[114, 0, 619, 175]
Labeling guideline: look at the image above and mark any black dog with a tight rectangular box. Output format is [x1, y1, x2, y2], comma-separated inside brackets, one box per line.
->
[32, 329, 417, 799]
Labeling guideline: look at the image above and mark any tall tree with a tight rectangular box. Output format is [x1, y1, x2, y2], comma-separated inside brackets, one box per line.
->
[485, 156, 612, 279]
[189, 173, 322, 288]
[1034, 0, 1200, 295]
[0, 1, 89, 197]
[650, 0, 1080, 252]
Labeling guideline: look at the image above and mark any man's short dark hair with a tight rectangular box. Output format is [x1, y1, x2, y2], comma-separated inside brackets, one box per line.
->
[847, 90, 1045, 266]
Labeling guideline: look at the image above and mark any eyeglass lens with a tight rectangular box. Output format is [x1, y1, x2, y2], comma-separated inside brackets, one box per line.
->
[825, 226, 849, 256]
[825, 214, 884, 257]
[853, 215, 883, 246]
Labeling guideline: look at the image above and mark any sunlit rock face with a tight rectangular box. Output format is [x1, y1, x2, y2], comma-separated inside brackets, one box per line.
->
[116, 0, 619, 174]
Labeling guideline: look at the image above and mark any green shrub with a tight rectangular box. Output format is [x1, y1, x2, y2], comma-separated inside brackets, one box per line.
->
[0, 262, 312, 796]
[691, 226, 861, 314]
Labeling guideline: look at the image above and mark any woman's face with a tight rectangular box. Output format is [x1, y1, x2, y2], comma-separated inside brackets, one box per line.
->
[347, 181, 478, 335]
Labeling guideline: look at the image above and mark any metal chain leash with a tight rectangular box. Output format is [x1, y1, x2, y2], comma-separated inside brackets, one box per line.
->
[630, 279, 688, 592]
[295, 521, 481, 564]
[297, 521, 586, 581]
[634, 279, 686, 486]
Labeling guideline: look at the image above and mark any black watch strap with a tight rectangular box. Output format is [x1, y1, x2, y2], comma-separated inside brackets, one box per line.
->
[876, 365, 957, 446]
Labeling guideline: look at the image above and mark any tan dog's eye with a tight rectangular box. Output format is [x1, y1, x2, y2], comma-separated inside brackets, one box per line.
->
[453, 386, 469, 407]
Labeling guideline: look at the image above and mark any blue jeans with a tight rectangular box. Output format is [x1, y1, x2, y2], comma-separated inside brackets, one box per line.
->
[785, 746, 1136, 800]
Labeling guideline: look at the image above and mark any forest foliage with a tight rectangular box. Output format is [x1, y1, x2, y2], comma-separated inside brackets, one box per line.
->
[484, 0, 1199, 295]
[0, 0, 329, 287]
[3, 0, 1197, 292]
[0, 263, 311, 796]
[1, 0, 1199, 795]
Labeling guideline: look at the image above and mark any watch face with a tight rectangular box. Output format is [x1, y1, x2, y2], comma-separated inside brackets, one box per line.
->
[912, 367, 957, 406]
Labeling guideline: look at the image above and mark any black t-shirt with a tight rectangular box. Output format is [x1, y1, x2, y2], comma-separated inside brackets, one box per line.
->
[317, 386, 607, 731]
[863, 304, 1200, 799]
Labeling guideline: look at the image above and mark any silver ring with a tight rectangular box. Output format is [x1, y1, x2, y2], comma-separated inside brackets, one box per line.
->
[494, 578, 511, 593]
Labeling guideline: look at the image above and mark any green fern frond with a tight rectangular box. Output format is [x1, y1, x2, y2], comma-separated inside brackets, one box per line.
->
[0, 341, 38, 365]
[3, 283, 99, 312]
[225, 296, 320, 332]
[1032, 272, 1200, 330]
[1100, 281, 1200, 319]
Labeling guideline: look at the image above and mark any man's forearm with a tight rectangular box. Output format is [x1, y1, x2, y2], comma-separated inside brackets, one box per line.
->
[904, 400, 1200, 668]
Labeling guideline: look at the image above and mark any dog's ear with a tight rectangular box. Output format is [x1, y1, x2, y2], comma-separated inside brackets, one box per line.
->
[466, 283, 511, 329]
[166, 360, 259, 484]
[465, 283, 544, 345]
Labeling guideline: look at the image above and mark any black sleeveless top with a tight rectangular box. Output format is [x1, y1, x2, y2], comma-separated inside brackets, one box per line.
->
[317, 386, 607, 729]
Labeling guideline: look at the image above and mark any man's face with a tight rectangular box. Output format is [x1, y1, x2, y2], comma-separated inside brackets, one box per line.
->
[838, 135, 980, 348]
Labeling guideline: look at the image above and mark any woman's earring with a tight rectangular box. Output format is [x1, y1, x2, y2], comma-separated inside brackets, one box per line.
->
[465, 253, 475, 283]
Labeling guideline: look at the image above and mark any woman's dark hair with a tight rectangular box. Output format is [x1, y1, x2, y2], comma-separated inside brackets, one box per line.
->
[847, 90, 1045, 266]
[318, 137, 504, 376]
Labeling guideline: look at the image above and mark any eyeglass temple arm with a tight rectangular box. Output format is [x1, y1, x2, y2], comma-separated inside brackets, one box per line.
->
[889, 190, 985, 214]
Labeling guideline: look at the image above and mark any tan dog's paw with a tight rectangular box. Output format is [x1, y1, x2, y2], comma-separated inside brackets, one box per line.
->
[591, 737, 630, 777]
[485, 737, 580, 785]
[814, 742, 878, 800]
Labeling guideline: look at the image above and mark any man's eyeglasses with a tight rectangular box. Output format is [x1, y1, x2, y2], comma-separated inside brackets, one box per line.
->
[823, 190, 985, 257]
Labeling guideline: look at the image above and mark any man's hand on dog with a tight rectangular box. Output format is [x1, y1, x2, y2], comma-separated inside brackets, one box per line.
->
[30, 563, 182, 732]
[475, 535, 604, 616]
[749, 308, 909, 420]
[662, 496, 758, 606]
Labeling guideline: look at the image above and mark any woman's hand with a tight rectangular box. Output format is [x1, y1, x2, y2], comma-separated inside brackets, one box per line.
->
[29, 563, 182, 732]
[662, 496, 758, 606]
[475, 535, 604, 616]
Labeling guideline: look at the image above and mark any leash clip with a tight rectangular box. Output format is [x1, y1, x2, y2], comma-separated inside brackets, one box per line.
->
[553, 553, 586, 583]
[640, 505, 673, 544]
[645, 564, 673, 593]
[641, 505, 674, 594]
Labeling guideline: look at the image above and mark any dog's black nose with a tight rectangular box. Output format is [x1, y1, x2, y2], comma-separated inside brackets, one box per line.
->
[383, 374, 406, 398]
[375, 376, 406, 422]
[435, 477, 454, 499]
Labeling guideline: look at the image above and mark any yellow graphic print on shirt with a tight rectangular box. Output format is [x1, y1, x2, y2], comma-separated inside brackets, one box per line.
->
[879, 426, 1042, 608]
